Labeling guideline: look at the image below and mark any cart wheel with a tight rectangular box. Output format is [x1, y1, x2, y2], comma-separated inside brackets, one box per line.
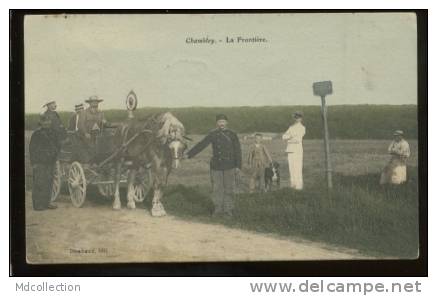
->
[133, 169, 151, 202]
[51, 161, 62, 202]
[68, 162, 87, 207]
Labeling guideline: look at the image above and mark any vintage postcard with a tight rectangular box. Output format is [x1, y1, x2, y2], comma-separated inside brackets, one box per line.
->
[23, 13, 420, 264]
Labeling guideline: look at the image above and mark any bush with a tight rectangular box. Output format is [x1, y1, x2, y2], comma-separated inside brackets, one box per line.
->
[25, 105, 417, 139]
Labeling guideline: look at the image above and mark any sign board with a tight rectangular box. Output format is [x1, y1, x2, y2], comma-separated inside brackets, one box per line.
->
[313, 81, 333, 97]
[126, 90, 138, 111]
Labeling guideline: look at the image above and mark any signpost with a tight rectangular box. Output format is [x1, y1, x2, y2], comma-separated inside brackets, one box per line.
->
[313, 81, 333, 189]
[126, 90, 138, 119]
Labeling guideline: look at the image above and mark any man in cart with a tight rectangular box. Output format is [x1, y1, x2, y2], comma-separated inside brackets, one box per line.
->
[42, 100, 67, 144]
[68, 103, 85, 132]
[77, 95, 112, 164]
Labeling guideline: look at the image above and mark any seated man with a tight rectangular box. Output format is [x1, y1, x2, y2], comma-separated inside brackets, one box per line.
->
[68, 103, 85, 132]
[67, 103, 88, 162]
[77, 96, 111, 163]
[42, 100, 67, 143]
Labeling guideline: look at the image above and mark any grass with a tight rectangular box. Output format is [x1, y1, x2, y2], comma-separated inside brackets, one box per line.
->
[146, 170, 419, 258]
[24, 128, 419, 258]
[25, 104, 418, 139]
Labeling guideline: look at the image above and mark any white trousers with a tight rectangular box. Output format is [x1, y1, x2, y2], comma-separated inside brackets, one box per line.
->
[287, 151, 303, 190]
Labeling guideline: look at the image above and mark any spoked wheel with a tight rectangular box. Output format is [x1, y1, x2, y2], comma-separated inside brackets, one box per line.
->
[68, 162, 87, 207]
[132, 168, 151, 202]
[51, 161, 62, 202]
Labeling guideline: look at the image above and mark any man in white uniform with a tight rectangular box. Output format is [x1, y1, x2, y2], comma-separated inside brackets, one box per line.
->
[282, 111, 306, 190]
[380, 130, 411, 185]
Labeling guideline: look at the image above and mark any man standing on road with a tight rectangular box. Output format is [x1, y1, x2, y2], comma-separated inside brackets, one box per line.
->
[29, 115, 60, 210]
[186, 114, 242, 218]
[282, 111, 306, 190]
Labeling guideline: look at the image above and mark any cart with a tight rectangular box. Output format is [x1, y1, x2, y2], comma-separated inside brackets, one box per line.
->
[50, 91, 151, 207]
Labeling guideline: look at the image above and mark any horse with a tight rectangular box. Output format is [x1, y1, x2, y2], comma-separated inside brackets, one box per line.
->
[111, 112, 188, 216]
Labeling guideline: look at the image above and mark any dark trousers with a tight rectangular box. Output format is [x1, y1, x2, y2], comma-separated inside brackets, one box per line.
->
[211, 169, 237, 215]
[32, 164, 55, 210]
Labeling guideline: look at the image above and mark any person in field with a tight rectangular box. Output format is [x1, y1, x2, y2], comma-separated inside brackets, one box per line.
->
[186, 114, 242, 218]
[247, 133, 272, 193]
[29, 115, 60, 210]
[380, 130, 411, 185]
[282, 111, 306, 190]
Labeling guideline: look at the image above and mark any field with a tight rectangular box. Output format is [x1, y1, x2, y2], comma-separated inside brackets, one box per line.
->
[24, 131, 419, 262]
[25, 104, 418, 139]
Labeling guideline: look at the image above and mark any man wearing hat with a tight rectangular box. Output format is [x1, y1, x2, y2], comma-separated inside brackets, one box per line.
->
[77, 96, 109, 163]
[67, 103, 88, 162]
[282, 111, 306, 190]
[380, 130, 411, 185]
[29, 114, 61, 210]
[186, 114, 242, 217]
[68, 104, 85, 131]
[42, 100, 67, 142]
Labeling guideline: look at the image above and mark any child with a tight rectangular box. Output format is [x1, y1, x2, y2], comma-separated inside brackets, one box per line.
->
[247, 133, 273, 193]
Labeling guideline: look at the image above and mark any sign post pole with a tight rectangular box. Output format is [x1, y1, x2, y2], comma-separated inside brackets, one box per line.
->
[313, 81, 333, 190]
[320, 95, 333, 189]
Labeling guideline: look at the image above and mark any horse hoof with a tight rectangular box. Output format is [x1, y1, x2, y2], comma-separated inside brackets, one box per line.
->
[127, 201, 136, 210]
[151, 210, 166, 217]
[113, 202, 121, 210]
[151, 207, 166, 217]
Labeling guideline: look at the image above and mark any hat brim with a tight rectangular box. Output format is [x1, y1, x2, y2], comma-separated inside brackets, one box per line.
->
[42, 101, 56, 107]
[85, 99, 104, 103]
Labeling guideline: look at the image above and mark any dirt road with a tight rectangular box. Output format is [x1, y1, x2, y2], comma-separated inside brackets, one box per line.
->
[26, 192, 370, 264]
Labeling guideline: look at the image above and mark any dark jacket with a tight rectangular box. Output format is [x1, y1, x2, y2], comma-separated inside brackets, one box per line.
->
[29, 128, 60, 165]
[68, 112, 83, 131]
[44, 110, 67, 141]
[187, 128, 242, 170]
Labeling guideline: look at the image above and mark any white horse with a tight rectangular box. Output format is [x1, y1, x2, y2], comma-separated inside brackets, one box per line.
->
[112, 112, 188, 216]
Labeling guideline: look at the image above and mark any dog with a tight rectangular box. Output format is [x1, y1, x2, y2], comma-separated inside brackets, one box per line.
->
[264, 161, 280, 192]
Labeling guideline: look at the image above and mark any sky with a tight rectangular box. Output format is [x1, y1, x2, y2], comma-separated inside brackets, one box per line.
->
[24, 13, 417, 113]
